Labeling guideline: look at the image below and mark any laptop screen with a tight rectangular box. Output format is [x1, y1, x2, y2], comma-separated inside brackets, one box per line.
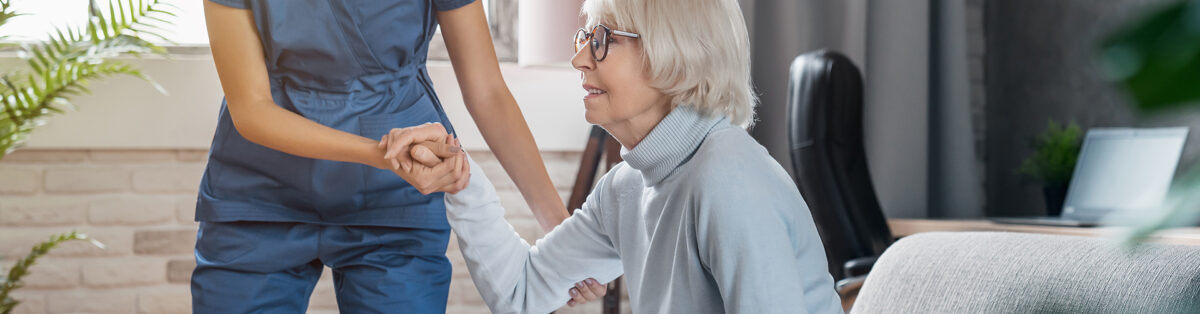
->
[1061, 128, 1188, 220]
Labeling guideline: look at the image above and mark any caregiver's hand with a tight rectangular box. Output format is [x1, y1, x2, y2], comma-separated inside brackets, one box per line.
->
[410, 136, 470, 194]
[380, 122, 453, 171]
[378, 123, 469, 194]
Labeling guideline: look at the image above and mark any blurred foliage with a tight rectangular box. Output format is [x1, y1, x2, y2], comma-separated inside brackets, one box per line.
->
[0, 232, 104, 314]
[1100, 0, 1200, 244]
[1100, 0, 1200, 112]
[0, 0, 175, 160]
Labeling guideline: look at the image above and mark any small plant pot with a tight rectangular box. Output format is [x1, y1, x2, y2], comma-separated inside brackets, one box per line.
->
[1043, 184, 1069, 217]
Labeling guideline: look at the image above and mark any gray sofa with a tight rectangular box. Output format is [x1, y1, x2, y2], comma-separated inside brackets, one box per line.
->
[850, 232, 1200, 313]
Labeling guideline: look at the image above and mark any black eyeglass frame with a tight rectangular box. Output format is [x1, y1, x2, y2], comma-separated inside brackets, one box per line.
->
[574, 24, 640, 62]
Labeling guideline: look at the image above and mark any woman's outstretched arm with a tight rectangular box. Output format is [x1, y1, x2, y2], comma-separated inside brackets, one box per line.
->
[445, 157, 624, 314]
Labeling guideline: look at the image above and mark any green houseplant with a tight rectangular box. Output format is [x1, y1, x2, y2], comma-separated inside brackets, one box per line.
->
[0, 0, 175, 160]
[1, 232, 104, 314]
[0, 1, 170, 312]
[1019, 120, 1084, 216]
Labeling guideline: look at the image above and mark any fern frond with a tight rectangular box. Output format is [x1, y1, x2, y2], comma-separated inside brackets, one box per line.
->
[0, 0, 21, 32]
[1, 0, 175, 158]
[0, 232, 104, 314]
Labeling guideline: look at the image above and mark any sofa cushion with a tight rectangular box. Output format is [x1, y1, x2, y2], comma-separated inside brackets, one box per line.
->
[851, 232, 1200, 313]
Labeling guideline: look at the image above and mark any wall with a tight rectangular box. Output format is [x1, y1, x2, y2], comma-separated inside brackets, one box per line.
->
[743, 0, 943, 220]
[12, 56, 592, 152]
[0, 37, 612, 314]
[862, 0, 931, 218]
[0, 149, 627, 314]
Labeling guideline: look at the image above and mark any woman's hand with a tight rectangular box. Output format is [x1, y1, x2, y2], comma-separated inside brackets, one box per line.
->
[407, 136, 470, 194]
[567, 278, 609, 307]
[378, 123, 470, 194]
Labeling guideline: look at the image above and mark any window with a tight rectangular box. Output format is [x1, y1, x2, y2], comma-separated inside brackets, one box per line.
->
[429, 0, 517, 62]
[3, 0, 517, 60]
[3, 0, 207, 46]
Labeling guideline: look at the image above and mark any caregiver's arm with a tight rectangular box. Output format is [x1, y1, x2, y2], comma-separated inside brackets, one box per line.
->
[438, 1, 569, 232]
[204, 1, 458, 191]
[446, 158, 624, 314]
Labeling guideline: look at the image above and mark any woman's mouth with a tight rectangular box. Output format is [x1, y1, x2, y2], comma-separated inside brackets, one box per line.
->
[584, 85, 607, 100]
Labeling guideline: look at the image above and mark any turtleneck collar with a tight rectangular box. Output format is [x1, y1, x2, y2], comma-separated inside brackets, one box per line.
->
[619, 106, 727, 186]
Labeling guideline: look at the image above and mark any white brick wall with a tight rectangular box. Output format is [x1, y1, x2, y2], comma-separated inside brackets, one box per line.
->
[0, 148, 630, 314]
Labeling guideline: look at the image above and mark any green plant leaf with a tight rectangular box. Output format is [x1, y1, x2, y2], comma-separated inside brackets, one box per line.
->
[1100, 0, 1200, 111]
[0, 0, 175, 158]
[0, 232, 104, 314]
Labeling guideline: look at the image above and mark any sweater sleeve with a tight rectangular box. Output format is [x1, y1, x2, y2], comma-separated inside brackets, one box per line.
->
[445, 157, 624, 314]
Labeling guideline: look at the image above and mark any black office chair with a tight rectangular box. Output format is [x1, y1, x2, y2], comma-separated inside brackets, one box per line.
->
[786, 50, 893, 297]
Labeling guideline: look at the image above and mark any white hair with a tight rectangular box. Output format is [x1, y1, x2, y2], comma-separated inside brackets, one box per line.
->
[581, 0, 758, 127]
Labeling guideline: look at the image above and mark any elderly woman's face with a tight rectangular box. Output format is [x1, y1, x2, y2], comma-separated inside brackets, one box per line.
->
[571, 24, 669, 127]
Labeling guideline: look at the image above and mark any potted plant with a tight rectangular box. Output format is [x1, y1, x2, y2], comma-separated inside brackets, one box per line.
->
[0, 1, 169, 312]
[1019, 120, 1083, 216]
[0, 0, 174, 160]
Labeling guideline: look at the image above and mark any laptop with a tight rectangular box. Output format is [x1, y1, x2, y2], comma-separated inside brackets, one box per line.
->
[991, 127, 1189, 227]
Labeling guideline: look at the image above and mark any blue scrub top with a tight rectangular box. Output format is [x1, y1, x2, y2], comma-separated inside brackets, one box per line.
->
[196, 0, 476, 229]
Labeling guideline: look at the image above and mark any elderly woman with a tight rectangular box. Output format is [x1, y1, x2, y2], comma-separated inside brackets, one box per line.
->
[386, 0, 840, 312]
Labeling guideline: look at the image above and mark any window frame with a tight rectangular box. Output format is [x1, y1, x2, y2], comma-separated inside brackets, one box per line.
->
[0, 0, 520, 62]
[427, 0, 518, 62]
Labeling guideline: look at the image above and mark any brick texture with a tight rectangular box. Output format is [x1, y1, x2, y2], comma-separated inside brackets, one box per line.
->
[166, 258, 195, 283]
[19, 259, 79, 289]
[2, 150, 88, 163]
[44, 166, 131, 193]
[0, 166, 39, 194]
[136, 286, 192, 314]
[0, 196, 87, 226]
[47, 290, 136, 314]
[51, 227, 135, 257]
[0, 149, 597, 314]
[89, 150, 176, 163]
[133, 229, 196, 255]
[8, 293, 46, 314]
[82, 257, 168, 287]
[88, 196, 176, 225]
[131, 165, 205, 193]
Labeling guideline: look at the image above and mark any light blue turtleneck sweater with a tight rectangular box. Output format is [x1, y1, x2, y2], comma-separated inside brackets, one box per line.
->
[445, 107, 842, 314]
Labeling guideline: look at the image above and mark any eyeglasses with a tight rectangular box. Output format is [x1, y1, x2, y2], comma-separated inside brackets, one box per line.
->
[574, 24, 640, 62]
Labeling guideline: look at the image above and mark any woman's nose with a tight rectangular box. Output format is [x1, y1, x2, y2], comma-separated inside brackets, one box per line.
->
[571, 48, 594, 72]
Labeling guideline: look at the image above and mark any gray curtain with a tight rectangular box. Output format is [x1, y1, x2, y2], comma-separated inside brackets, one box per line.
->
[929, 0, 985, 218]
[739, 0, 868, 176]
[741, 0, 983, 219]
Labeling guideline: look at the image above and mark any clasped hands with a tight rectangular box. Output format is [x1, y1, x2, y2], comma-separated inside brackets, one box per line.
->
[376, 123, 610, 307]
[377, 122, 470, 195]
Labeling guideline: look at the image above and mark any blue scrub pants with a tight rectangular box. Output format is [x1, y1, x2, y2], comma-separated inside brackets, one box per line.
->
[191, 221, 452, 313]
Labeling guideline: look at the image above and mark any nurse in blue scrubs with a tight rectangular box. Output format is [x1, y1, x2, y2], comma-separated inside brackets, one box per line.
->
[194, 0, 606, 312]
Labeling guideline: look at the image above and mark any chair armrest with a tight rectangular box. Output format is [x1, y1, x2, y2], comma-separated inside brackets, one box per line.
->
[836, 275, 866, 312]
[844, 256, 878, 278]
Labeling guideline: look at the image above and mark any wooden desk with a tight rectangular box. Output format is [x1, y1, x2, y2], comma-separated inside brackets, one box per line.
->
[888, 218, 1200, 246]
